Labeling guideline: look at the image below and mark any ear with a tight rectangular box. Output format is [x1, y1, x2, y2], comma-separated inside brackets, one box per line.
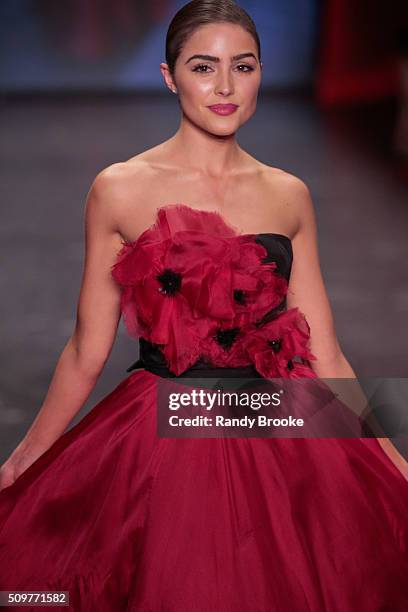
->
[160, 62, 178, 94]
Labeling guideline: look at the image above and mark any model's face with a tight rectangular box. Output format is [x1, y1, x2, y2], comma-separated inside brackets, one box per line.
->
[164, 23, 262, 136]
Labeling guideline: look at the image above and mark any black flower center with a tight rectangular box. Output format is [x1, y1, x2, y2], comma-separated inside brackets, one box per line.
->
[233, 289, 246, 305]
[287, 359, 294, 371]
[215, 327, 240, 349]
[267, 338, 282, 353]
[156, 268, 182, 296]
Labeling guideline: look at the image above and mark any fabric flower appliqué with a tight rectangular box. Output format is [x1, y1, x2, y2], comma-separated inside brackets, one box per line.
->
[113, 229, 285, 375]
[111, 210, 315, 377]
[241, 308, 317, 378]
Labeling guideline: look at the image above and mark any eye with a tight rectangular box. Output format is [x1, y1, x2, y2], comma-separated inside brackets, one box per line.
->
[192, 64, 213, 73]
[235, 64, 254, 72]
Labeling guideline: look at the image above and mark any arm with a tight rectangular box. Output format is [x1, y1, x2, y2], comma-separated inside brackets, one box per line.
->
[284, 177, 408, 480]
[285, 178, 352, 378]
[0, 168, 125, 487]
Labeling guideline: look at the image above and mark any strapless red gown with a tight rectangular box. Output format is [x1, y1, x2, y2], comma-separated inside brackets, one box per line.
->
[0, 204, 407, 611]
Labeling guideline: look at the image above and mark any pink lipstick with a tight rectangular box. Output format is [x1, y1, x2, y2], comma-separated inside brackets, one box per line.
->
[208, 104, 238, 116]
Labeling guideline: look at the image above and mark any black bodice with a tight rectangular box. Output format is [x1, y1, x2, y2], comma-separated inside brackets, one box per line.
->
[254, 233, 292, 281]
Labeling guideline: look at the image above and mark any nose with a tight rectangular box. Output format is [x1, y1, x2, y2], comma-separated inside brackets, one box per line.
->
[215, 67, 234, 96]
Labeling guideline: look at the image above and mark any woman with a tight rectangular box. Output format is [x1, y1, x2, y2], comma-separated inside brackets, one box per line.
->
[0, 1, 407, 610]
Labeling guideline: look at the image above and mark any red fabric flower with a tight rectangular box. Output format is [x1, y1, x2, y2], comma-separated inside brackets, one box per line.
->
[241, 308, 317, 378]
[112, 233, 217, 374]
[199, 323, 251, 368]
[223, 236, 288, 326]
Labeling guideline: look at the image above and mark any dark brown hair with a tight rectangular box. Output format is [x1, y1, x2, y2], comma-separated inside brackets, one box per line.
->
[165, 0, 261, 77]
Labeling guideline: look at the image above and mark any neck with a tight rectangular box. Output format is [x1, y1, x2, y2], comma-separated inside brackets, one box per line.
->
[167, 114, 243, 177]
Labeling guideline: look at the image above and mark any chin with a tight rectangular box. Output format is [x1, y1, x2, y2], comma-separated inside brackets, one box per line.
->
[210, 127, 238, 137]
[205, 118, 243, 136]
[200, 123, 235, 136]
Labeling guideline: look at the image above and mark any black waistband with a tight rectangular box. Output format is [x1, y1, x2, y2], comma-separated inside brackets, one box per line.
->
[127, 359, 263, 378]
[126, 338, 262, 379]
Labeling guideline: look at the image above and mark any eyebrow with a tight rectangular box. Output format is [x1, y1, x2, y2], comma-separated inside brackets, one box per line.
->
[185, 52, 258, 64]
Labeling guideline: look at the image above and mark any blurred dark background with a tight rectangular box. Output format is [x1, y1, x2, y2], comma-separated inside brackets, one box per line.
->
[1, 0, 408, 461]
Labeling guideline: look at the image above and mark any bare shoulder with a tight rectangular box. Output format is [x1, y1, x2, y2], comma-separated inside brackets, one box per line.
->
[86, 157, 156, 231]
[90, 157, 152, 204]
[261, 164, 312, 203]
[259, 164, 316, 238]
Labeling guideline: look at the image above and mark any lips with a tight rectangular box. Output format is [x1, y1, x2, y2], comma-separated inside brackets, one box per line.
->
[208, 104, 238, 116]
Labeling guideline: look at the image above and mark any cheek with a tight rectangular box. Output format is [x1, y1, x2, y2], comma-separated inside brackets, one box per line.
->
[178, 75, 213, 102]
[190, 79, 214, 99]
[179, 81, 214, 110]
[241, 76, 260, 98]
